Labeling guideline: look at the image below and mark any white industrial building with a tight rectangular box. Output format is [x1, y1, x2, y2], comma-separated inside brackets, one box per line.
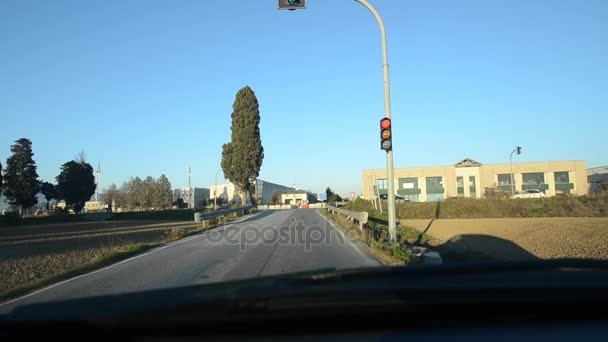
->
[210, 179, 295, 205]
[173, 187, 210, 209]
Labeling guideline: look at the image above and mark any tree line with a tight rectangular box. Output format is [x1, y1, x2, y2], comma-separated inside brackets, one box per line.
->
[1, 138, 173, 217]
[0, 138, 96, 216]
[103, 175, 172, 212]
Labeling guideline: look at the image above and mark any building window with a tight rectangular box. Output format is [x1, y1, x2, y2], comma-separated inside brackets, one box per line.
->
[497, 174, 512, 185]
[469, 176, 477, 199]
[399, 178, 418, 190]
[376, 179, 388, 195]
[398, 178, 419, 202]
[426, 177, 444, 202]
[426, 176, 443, 189]
[554, 171, 573, 195]
[456, 177, 464, 197]
[497, 174, 513, 192]
[554, 171, 570, 183]
[522, 173, 547, 192]
[376, 179, 388, 189]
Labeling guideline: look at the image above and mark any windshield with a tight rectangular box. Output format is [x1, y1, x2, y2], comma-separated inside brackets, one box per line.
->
[1, 0, 607, 315]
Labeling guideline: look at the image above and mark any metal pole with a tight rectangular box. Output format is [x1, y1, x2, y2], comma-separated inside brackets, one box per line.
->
[188, 166, 192, 209]
[510, 149, 515, 195]
[214, 169, 221, 210]
[354, 0, 396, 243]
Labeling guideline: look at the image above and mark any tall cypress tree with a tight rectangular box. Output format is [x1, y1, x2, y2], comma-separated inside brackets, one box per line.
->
[221, 86, 264, 205]
[4, 138, 39, 217]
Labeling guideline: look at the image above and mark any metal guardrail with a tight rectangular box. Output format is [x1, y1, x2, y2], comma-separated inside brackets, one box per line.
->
[194, 205, 253, 224]
[326, 205, 368, 230]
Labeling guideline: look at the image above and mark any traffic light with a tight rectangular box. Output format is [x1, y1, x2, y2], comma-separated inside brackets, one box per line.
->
[380, 117, 392, 152]
[278, 0, 306, 10]
[516, 146, 522, 155]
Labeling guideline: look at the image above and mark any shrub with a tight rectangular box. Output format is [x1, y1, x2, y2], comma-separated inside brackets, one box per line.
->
[165, 228, 185, 241]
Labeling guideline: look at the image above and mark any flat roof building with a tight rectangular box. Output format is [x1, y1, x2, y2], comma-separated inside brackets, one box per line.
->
[174, 187, 210, 209]
[362, 158, 588, 202]
[588, 166, 608, 193]
[277, 191, 317, 206]
[210, 179, 295, 205]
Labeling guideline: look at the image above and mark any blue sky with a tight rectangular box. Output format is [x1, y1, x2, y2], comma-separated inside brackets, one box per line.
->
[1, 0, 606, 197]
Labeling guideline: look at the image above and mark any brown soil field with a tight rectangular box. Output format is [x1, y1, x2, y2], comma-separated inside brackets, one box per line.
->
[400, 217, 608, 261]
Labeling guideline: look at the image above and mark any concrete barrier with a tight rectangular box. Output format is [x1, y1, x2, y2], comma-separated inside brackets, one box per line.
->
[327, 205, 368, 230]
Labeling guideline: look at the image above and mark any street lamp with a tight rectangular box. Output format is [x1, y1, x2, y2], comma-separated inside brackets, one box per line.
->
[354, 0, 397, 244]
[278, 0, 397, 243]
[214, 169, 222, 210]
[509, 146, 522, 195]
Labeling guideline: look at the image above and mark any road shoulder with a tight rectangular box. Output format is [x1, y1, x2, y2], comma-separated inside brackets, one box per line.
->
[315, 210, 381, 266]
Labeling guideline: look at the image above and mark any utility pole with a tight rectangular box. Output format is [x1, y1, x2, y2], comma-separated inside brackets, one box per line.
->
[95, 161, 101, 202]
[188, 166, 192, 209]
[354, 0, 396, 243]
[214, 169, 221, 210]
[278, 0, 397, 242]
[509, 146, 522, 195]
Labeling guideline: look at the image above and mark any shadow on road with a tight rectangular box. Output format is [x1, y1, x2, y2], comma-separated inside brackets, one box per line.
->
[429, 234, 538, 264]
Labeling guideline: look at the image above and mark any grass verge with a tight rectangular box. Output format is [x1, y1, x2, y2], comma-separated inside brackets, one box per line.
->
[0, 243, 156, 301]
[0, 211, 249, 302]
[320, 209, 432, 266]
[347, 195, 608, 219]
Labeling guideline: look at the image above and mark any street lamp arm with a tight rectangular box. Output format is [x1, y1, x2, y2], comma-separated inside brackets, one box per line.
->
[354, 0, 388, 62]
[354, 0, 392, 119]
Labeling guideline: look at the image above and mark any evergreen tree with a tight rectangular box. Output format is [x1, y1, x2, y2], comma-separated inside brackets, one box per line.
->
[56, 157, 96, 213]
[156, 174, 172, 210]
[39, 182, 58, 210]
[3, 138, 39, 217]
[221, 86, 264, 205]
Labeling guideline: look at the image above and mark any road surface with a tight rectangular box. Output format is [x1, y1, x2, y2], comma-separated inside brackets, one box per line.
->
[0, 209, 379, 313]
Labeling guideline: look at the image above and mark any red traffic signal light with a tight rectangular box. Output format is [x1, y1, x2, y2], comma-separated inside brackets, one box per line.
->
[380, 117, 392, 152]
[381, 118, 391, 129]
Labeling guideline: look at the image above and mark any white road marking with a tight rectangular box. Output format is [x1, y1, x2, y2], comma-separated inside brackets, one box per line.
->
[315, 210, 377, 264]
[0, 213, 258, 308]
[0, 210, 368, 308]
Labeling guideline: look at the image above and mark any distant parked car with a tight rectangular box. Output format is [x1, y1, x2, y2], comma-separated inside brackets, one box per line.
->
[379, 194, 410, 202]
[511, 189, 546, 199]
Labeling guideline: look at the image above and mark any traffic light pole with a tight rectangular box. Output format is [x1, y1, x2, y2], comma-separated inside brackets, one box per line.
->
[354, 0, 397, 244]
[510, 149, 516, 195]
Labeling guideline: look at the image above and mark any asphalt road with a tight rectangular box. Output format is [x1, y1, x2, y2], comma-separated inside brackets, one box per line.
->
[0, 209, 379, 313]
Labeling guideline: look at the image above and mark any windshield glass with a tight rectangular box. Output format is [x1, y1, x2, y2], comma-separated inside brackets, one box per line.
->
[0, 0, 606, 315]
